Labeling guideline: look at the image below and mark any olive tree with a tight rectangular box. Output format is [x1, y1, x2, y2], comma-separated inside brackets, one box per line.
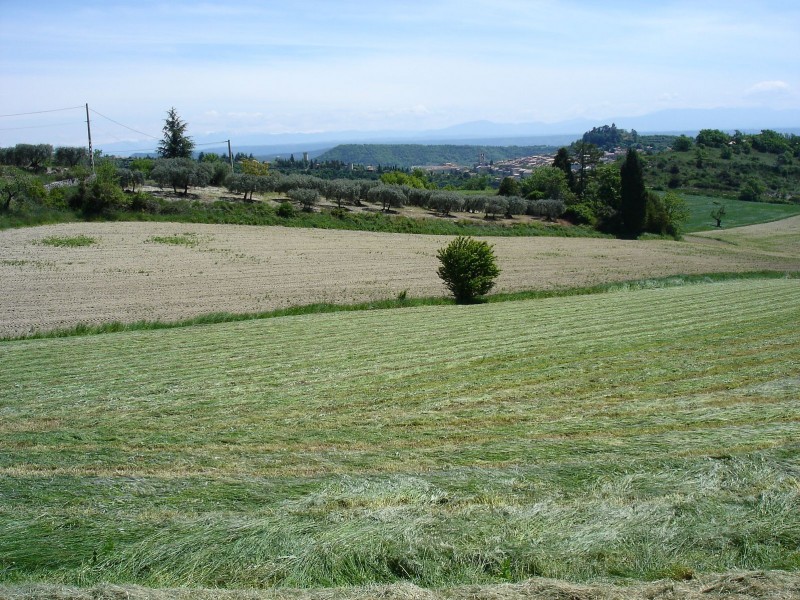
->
[462, 195, 487, 214]
[13, 143, 53, 171]
[484, 196, 508, 219]
[505, 195, 528, 217]
[151, 158, 212, 195]
[54, 146, 88, 168]
[274, 174, 321, 194]
[0, 168, 45, 211]
[117, 168, 145, 192]
[527, 199, 565, 221]
[322, 179, 360, 209]
[428, 191, 463, 216]
[405, 187, 432, 207]
[355, 180, 379, 205]
[368, 184, 406, 211]
[226, 172, 274, 200]
[287, 187, 319, 211]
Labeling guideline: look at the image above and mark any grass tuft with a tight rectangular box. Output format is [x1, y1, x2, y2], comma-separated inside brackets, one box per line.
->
[35, 234, 97, 248]
[146, 233, 200, 247]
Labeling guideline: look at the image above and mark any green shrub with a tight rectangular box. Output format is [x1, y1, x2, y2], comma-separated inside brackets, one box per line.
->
[276, 201, 296, 218]
[436, 236, 500, 303]
[563, 202, 596, 226]
[739, 178, 765, 202]
[129, 191, 160, 213]
[45, 186, 69, 209]
[70, 161, 126, 215]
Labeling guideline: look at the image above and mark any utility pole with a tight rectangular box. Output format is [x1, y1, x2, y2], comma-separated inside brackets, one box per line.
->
[85, 103, 95, 173]
[227, 139, 234, 172]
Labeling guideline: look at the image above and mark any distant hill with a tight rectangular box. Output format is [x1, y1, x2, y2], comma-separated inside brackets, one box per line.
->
[100, 107, 800, 158]
[316, 144, 558, 168]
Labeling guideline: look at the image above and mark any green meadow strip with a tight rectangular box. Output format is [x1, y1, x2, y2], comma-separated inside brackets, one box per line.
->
[2, 270, 795, 343]
[1, 278, 798, 587]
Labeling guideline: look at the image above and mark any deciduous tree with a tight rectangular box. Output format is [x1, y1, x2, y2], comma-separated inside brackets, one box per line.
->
[520, 167, 574, 202]
[710, 201, 726, 228]
[572, 142, 602, 199]
[497, 176, 520, 197]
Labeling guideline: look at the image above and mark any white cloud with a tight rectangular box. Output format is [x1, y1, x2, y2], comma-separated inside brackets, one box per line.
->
[745, 80, 791, 95]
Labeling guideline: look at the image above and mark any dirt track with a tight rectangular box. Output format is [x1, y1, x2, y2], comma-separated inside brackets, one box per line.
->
[1, 218, 798, 337]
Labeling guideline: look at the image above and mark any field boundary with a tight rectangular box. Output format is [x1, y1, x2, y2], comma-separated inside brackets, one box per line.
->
[3, 270, 794, 343]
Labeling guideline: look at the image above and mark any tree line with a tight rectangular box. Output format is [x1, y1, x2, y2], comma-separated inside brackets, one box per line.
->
[1, 110, 702, 237]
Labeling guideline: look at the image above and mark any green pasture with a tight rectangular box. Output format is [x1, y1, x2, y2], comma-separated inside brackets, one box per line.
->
[1, 278, 798, 589]
[682, 194, 800, 232]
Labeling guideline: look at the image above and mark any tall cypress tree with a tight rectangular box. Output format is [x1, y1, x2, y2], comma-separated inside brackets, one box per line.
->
[552, 147, 575, 191]
[619, 148, 647, 238]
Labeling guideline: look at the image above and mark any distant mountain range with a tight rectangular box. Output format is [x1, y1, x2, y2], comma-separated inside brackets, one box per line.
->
[109, 107, 800, 158]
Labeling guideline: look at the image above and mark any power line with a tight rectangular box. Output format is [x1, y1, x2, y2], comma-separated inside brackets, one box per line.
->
[89, 108, 160, 140]
[109, 148, 158, 154]
[0, 122, 83, 131]
[0, 105, 84, 118]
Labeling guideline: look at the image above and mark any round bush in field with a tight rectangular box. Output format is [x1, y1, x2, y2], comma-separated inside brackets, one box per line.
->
[436, 236, 500, 303]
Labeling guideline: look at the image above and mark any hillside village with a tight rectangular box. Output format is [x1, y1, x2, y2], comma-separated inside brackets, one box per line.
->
[418, 148, 627, 179]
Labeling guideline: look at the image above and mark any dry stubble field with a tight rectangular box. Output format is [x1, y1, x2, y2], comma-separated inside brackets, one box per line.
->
[1, 217, 799, 337]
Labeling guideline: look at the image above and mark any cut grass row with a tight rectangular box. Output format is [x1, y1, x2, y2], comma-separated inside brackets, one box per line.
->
[1, 277, 798, 588]
[1, 271, 794, 342]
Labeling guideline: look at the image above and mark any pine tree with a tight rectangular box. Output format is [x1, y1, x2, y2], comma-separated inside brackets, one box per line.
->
[619, 148, 647, 238]
[157, 107, 194, 159]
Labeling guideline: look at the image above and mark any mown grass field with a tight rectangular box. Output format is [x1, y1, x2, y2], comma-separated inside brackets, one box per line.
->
[1, 277, 798, 595]
[682, 194, 800, 232]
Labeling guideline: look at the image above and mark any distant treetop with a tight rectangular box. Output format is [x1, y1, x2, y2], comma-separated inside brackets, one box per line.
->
[581, 124, 639, 151]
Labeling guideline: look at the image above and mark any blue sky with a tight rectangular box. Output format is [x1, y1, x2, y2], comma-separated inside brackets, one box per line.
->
[1, 0, 798, 146]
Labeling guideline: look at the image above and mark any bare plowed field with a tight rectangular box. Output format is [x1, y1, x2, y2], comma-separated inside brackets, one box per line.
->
[1, 218, 798, 336]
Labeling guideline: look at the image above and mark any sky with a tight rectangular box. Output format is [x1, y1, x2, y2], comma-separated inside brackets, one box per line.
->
[1, 0, 799, 148]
